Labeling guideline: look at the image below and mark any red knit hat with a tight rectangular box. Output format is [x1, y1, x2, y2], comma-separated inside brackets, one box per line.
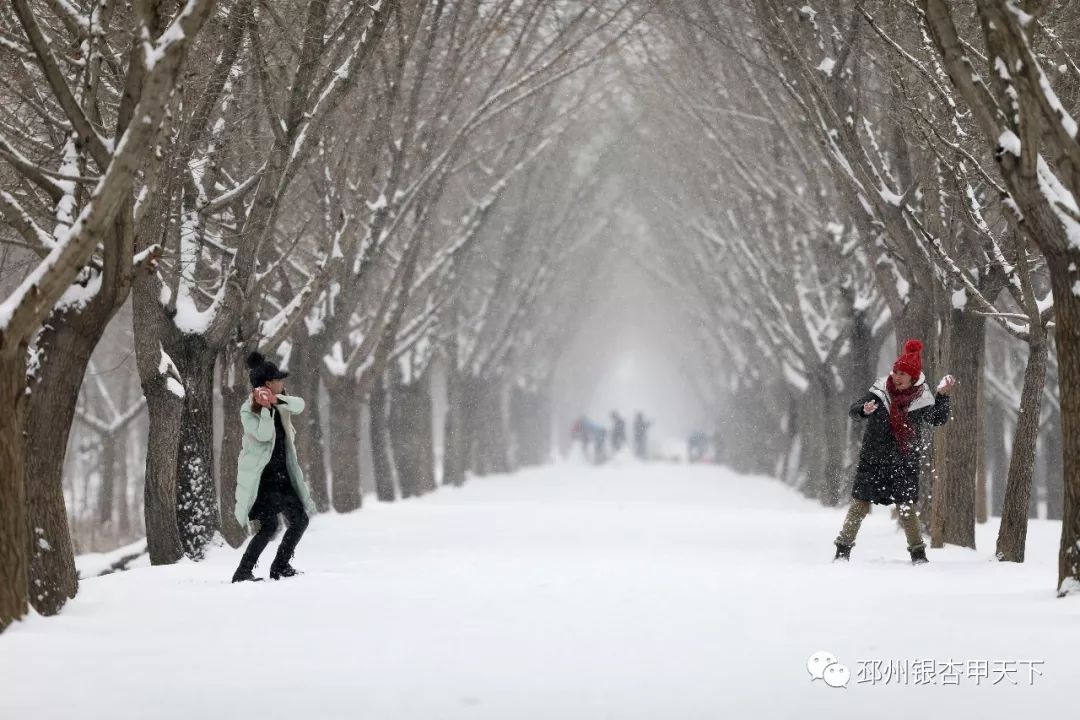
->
[893, 339, 924, 379]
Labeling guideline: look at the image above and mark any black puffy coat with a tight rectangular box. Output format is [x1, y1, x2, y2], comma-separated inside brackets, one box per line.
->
[850, 376, 951, 506]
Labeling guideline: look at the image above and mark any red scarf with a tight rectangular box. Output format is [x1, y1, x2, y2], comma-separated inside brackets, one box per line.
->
[886, 376, 920, 455]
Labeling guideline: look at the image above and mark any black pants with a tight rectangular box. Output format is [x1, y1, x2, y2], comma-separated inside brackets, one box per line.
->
[236, 487, 309, 573]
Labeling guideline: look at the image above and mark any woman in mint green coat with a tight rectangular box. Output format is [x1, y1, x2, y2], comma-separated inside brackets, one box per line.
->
[232, 352, 317, 583]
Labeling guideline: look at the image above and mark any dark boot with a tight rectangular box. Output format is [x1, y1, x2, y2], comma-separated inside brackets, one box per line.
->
[834, 543, 852, 561]
[910, 548, 929, 565]
[231, 569, 264, 583]
[269, 562, 300, 580]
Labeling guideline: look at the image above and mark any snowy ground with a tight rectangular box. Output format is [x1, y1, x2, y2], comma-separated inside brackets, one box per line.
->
[3, 461, 1077, 719]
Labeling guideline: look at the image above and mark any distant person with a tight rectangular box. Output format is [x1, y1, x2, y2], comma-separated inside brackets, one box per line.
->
[232, 352, 318, 583]
[610, 411, 627, 453]
[833, 340, 954, 565]
[592, 424, 608, 464]
[633, 412, 651, 459]
[571, 416, 590, 455]
[687, 430, 708, 463]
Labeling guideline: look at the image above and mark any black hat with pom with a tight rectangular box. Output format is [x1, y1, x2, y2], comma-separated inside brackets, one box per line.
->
[247, 352, 289, 388]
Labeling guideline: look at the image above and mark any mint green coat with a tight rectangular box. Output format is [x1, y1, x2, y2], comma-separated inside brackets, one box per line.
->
[234, 394, 317, 529]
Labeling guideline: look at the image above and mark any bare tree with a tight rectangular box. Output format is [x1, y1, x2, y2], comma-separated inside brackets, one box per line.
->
[917, 0, 1080, 595]
[0, 0, 215, 631]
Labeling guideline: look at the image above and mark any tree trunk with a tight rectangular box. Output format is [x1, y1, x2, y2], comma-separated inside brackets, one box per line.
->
[98, 429, 117, 528]
[1030, 451, 1042, 520]
[172, 336, 219, 559]
[931, 309, 985, 549]
[133, 328, 185, 565]
[369, 372, 398, 502]
[845, 292, 876, 460]
[510, 384, 553, 468]
[131, 420, 148, 536]
[217, 360, 249, 548]
[508, 385, 528, 468]
[818, 372, 846, 507]
[327, 376, 363, 512]
[116, 420, 132, 538]
[390, 370, 436, 498]
[25, 171, 144, 599]
[1049, 256, 1080, 596]
[536, 386, 553, 464]
[0, 350, 30, 632]
[1045, 406, 1064, 521]
[976, 386, 988, 524]
[780, 393, 800, 485]
[141, 379, 185, 563]
[797, 390, 824, 499]
[289, 344, 329, 511]
[443, 364, 469, 487]
[996, 337, 1048, 562]
[470, 379, 492, 474]
[412, 374, 438, 496]
[849, 305, 876, 397]
[988, 399, 1009, 517]
[24, 316, 104, 616]
[471, 380, 508, 476]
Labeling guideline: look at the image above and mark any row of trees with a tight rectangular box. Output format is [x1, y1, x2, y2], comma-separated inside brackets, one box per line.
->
[628, 1, 1079, 596]
[3, 0, 1079, 635]
[0, 0, 641, 631]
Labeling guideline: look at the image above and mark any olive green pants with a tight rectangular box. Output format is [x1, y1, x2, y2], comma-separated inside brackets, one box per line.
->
[835, 499, 925, 552]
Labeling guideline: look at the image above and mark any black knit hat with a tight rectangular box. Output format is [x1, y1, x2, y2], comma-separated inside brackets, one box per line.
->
[247, 352, 289, 388]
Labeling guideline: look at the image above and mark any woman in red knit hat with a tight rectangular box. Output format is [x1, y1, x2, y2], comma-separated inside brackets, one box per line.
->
[834, 339, 955, 564]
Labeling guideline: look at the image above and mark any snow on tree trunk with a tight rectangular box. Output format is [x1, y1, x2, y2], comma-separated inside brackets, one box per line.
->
[172, 338, 219, 560]
[24, 306, 123, 614]
[133, 272, 185, 565]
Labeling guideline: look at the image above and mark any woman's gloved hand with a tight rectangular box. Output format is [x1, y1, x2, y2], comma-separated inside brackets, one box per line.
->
[253, 386, 277, 408]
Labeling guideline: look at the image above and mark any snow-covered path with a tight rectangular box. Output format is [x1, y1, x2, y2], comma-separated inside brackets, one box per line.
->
[2, 462, 1076, 719]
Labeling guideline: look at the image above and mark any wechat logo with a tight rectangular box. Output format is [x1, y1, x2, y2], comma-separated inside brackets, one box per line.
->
[807, 651, 850, 688]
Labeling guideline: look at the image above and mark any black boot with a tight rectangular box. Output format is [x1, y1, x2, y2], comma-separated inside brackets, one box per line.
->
[834, 544, 852, 562]
[269, 562, 300, 580]
[910, 548, 929, 565]
[231, 569, 264, 583]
